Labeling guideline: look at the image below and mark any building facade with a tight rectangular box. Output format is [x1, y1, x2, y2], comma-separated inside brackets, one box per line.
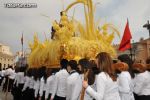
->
[0, 43, 14, 69]
[114, 38, 150, 63]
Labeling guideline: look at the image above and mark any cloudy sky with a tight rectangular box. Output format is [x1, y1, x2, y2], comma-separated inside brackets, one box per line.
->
[0, 0, 150, 54]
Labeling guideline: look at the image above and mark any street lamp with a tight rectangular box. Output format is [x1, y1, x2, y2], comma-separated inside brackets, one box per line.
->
[143, 20, 150, 38]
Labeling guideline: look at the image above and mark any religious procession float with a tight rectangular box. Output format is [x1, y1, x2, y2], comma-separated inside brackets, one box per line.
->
[28, 0, 120, 68]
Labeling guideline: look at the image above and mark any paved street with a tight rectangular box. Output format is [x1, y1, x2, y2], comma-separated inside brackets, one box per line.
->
[0, 86, 13, 100]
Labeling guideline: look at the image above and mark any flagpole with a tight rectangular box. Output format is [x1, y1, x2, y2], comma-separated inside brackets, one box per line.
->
[22, 33, 24, 58]
[129, 47, 132, 62]
[21, 32, 24, 67]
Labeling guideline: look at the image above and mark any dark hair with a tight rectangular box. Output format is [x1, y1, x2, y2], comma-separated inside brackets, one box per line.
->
[39, 66, 46, 79]
[146, 57, 150, 64]
[52, 68, 60, 74]
[32, 68, 39, 81]
[118, 54, 134, 78]
[96, 52, 116, 81]
[38, 66, 47, 83]
[8, 65, 13, 69]
[26, 68, 33, 77]
[113, 59, 118, 64]
[60, 59, 68, 69]
[88, 60, 99, 85]
[78, 58, 90, 74]
[46, 68, 52, 77]
[15, 67, 20, 73]
[68, 60, 77, 70]
[20, 67, 27, 72]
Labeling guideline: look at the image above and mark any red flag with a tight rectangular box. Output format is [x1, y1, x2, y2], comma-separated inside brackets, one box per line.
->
[21, 33, 23, 45]
[119, 20, 132, 51]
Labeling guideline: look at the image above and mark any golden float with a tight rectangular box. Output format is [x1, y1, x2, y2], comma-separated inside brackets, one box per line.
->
[28, 0, 120, 68]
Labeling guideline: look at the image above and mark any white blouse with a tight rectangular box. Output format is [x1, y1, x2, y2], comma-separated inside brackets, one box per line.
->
[86, 72, 121, 100]
[133, 71, 150, 96]
[45, 74, 55, 99]
[117, 71, 134, 100]
[51, 69, 69, 99]
[39, 77, 47, 97]
[34, 79, 40, 98]
[66, 71, 82, 100]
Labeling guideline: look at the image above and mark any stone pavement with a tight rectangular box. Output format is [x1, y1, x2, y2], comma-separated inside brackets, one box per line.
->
[0, 86, 13, 100]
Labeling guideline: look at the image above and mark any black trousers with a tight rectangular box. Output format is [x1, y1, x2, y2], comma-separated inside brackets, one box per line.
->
[139, 95, 150, 100]
[54, 95, 66, 100]
[134, 93, 139, 100]
[22, 88, 35, 100]
[134, 93, 150, 100]
[0, 77, 4, 86]
[47, 93, 51, 100]
[2, 76, 8, 92]
[41, 91, 46, 100]
[12, 83, 24, 100]
[8, 79, 14, 91]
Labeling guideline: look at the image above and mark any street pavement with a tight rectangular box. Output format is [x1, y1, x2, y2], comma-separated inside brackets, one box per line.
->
[0, 86, 13, 100]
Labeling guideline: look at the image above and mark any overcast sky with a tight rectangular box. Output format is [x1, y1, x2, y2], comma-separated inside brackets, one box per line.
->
[0, 0, 150, 54]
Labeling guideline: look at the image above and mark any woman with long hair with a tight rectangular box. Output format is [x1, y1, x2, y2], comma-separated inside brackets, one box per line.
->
[83, 52, 120, 100]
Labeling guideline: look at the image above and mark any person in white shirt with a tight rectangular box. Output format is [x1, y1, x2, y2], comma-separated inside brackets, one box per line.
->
[51, 59, 69, 100]
[3, 66, 14, 92]
[114, 62, 134, 100]
[77, 58, 98, 100]
[132, 63, 150, 100]
[83, 52, 121, 100]
[38, 66, 47, 100]
[33, 68, 40, 100]
[66, 60, 82, 100]
[146, 58, 150, 100]
[22, 68, 35, 100]
[11, 67, 20, 100]
[13, 67, 26, 100]
[0, 66, 2, 86]
[0, 67, 5, 86]
[8, 68, 16, 92]
[45, 69, 56, 100]
[84, 60, 99, 100]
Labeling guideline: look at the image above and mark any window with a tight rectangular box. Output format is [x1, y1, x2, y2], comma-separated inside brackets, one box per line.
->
[4, 64, 6, 67]
[0, 63, 1, 68]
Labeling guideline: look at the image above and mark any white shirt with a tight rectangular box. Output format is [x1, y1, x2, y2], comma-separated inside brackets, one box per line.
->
[34, 79, 40, 98]
[66, 71, 82, 100]
[84, 75, 97, 100]
[45, 74, 55, 99]
[51, 69, 69, 99]
[1, 70, 5, 77]
[86, 72, 121, 100]
[117, 71, 134, 100]
[9, 70, 16, 79]
[133, 71, 150, 95]
[29, 77, 34, 89]
[15, 72, 25, 86]
[39, 77, 47, 97]
[5, 68, 13, 76]
[22, 76, 34, 91]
